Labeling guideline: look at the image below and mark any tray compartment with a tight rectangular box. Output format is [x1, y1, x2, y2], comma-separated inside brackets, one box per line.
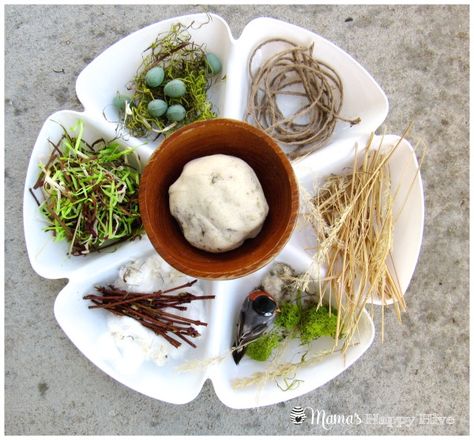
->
[23, 110, 148, 280]
[294, 134, 424, 304]
[54, 244, 216, 404]
[228, 17, 389, 156]
[208, 243, 375, 409]
[76, 13, 233, 154]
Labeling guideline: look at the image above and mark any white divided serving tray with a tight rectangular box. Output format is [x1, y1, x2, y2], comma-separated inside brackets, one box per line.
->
[23, 13, 424, 409]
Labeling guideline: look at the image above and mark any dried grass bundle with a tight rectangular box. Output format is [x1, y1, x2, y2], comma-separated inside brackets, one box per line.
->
[300, 131, 421, 352]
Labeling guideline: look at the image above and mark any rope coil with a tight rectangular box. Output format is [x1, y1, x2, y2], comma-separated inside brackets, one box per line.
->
[245, 39, 361, 159]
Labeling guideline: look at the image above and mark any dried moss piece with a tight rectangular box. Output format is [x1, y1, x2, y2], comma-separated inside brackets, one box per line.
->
[246, 332, 281, 362]
[299, 305, 338, 344]
[274, 301, 301, 331]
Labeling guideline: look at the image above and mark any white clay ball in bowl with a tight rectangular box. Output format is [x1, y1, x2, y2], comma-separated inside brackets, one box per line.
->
[169, 154, 269, 253]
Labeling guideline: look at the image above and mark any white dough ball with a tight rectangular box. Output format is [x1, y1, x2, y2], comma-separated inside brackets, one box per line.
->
[169, 154, 269, 253]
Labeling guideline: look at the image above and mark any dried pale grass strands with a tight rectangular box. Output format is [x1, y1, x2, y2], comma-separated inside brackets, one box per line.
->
[297, 131, 422, 352]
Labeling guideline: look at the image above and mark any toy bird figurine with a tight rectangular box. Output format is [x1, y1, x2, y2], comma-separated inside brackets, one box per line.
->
[232, 289, 278, 365]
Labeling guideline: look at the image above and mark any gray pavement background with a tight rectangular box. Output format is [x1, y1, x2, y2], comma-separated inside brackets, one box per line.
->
[5, 4, 469, 436]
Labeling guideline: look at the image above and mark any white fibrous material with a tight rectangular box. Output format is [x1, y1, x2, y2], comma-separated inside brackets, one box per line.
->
[169, 154, 269, 253]
[114, 253, 191, 294]
[97, 254, 206, 372]
[261, 262, 295, 302]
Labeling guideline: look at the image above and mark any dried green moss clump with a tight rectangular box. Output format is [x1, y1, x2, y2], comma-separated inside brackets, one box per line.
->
[115, 22, 221, 139]
[299, 306, 338, 344]
[246, 302, 338, 362]
[275, 302, 301, 331]
[246, 333, 281, 362]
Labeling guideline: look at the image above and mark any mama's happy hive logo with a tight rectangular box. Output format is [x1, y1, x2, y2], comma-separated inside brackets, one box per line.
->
[290, 406, 307, 425]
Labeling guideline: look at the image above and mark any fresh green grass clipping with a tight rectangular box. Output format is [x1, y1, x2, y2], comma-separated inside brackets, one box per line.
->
[32, 120, 142, 256]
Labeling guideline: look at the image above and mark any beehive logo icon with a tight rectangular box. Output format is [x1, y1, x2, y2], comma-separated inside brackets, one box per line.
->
[290, 406, 306, 425]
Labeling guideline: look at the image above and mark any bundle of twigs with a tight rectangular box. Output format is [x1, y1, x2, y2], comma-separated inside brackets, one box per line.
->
[245, 38, 360, 159]
[84, 280, 215, 349]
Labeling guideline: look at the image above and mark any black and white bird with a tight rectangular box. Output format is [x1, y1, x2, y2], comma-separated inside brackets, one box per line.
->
[232, 289, 278, 365]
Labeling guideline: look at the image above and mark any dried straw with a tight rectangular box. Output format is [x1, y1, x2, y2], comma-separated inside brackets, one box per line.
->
[231, 343, 357, 389]
[299, 131, 422, 351]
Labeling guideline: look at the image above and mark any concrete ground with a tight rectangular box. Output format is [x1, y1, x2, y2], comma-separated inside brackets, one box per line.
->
[5, 4, 469, 435]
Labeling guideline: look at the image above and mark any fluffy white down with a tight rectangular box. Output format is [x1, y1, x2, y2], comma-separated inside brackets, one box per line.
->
[97, 254, 206, 371]
[169, 154, 269, 252]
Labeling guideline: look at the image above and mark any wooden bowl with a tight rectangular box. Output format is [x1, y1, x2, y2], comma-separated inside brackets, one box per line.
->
[139, 118, 299, 279]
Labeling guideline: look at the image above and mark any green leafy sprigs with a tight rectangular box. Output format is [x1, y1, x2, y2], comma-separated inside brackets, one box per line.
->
[31, 120, 143, 255]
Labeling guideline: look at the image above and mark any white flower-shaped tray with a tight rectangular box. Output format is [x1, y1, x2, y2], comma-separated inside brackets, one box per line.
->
[23, 14, 424, 409]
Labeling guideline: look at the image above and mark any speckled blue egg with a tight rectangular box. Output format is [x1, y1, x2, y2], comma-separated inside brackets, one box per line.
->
[206, 53, 222, 75]
[147, 99, 168, 118]
[166, 104, 186, 122]
[145, 67, 165, 88]
[112, 94, 131, 110]
[163, 79, 186, 98]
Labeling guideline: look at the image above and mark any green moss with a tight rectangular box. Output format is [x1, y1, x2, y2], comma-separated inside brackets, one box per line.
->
[246, 333, 281, 362]
[275, 302, 301, 331]
[245, 302, 339, 362]
[300, 306, 338, 344]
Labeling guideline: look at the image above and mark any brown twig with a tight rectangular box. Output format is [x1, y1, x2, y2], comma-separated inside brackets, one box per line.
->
[84, 280, 214, 349]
